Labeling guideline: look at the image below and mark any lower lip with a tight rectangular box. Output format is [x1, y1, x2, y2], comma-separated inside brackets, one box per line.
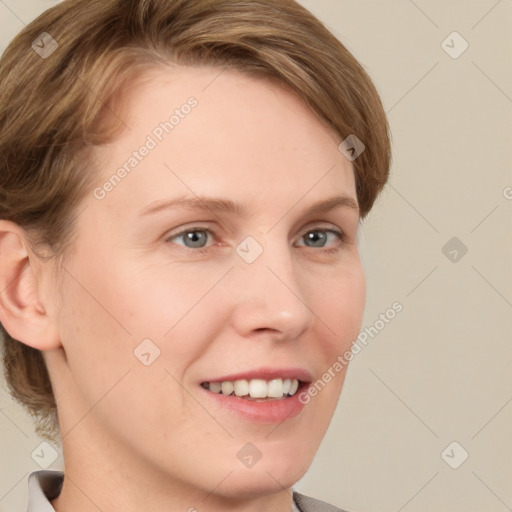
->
[200, 385, 309, 423]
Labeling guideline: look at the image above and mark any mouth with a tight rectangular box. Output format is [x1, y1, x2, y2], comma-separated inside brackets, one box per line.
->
[199, 369, 312, 423]
[200, 377, 304, 401]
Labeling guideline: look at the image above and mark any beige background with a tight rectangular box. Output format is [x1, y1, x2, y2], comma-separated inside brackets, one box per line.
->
[1, 1, 511, 511]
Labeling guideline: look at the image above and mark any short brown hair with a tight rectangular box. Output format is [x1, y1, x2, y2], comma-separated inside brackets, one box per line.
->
[0, 0, 391, 442]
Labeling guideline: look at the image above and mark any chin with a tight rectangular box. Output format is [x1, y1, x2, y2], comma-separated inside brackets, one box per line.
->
[216, 467, 305, 500]
[216, 445, 312, 499]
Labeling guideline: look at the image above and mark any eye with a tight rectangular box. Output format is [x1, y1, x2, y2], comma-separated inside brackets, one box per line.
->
[165, 225, 346, 253]
[166, 228, 215, 250]
[296, 228, 344, 250]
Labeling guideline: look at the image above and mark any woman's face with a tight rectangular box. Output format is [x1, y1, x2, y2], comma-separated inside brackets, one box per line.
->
[47, 65, 365, 498]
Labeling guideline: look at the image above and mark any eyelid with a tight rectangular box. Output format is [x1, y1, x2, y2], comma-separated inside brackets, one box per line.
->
[297, 220, 346, 238]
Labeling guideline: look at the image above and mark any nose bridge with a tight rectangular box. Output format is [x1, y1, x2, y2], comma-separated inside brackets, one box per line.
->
[230, 231, 314, 338]
[236, 231, 296, 290]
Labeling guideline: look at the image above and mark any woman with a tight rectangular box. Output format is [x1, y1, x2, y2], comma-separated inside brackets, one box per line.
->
[0, 0, 391, 510]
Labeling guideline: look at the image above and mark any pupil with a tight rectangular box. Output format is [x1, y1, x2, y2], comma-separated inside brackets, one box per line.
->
[186, 231, 206, 248]
[307, 230, 326, 247]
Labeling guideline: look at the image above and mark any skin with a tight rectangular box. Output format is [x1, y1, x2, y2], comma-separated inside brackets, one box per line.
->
[0, 65, 365, 512]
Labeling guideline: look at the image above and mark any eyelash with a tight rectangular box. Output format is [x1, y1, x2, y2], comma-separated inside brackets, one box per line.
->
[165, 225, 347, 255]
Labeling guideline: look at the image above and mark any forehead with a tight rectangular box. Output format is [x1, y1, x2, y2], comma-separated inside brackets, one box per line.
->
[90, 64, 356, 214]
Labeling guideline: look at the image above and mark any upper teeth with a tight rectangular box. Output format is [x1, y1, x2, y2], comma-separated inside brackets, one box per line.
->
[204, 378, 300, 399]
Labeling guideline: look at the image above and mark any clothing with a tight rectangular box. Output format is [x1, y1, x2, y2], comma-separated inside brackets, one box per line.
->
[27, 470, 348, 512]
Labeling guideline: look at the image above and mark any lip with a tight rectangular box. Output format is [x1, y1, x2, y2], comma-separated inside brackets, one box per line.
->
[200, 383, 311, 423]
[202, 367, 313, 383]
[199, 367, 313, 424]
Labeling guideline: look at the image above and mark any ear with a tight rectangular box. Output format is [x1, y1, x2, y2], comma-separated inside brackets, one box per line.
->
[0, 220, 61, 350]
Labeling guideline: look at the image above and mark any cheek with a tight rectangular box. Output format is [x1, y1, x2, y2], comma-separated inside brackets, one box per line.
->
[314, 259, 366, 352]
[306, 260, 365, 404]
[55, 266, 135, 403]
[54, 256, 206, 445]
[56, 252, 226, 407]
[111, 259, 224, 340]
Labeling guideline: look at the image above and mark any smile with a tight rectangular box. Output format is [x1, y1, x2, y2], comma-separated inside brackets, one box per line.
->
[201, 378, 300, 400]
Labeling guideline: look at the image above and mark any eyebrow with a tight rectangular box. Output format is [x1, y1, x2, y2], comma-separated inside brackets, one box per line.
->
[140, 194, 359, 217]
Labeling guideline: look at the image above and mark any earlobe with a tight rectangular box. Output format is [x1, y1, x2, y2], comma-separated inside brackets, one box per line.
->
[0, 220, 61, 351]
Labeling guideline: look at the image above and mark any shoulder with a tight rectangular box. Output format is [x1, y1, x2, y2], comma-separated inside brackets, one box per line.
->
[293, 491, 351, 512]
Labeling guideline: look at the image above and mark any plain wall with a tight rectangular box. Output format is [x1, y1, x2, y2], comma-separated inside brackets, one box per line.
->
[0, 1, 511, 511]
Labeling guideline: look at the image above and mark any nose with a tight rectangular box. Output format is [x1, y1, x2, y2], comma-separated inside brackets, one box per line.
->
[229, 236, 315, 342]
